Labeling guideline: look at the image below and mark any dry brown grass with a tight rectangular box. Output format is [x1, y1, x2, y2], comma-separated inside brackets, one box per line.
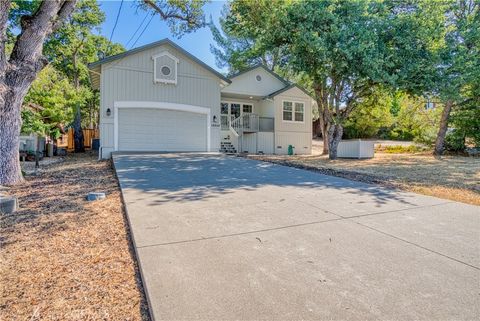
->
[249, 151, 480, 206]
[0, 153, 149, 321]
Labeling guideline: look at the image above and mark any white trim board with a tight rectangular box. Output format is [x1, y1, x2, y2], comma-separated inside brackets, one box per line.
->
[152, 51, 179, 85]
[113, 101, 211, 152]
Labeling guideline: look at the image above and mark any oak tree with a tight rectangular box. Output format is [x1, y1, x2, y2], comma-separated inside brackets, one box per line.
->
[0, 0, 78, 185]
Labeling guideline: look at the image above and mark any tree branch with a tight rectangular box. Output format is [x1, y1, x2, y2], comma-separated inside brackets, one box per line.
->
[10, 1, 58, 65]
[9, 0, 78, 73]
[52, 0, 77, 32]
[143, 0, 199, 25]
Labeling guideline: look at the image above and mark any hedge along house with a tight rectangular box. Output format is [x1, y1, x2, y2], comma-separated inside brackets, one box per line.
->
[89, 39, 313, 159]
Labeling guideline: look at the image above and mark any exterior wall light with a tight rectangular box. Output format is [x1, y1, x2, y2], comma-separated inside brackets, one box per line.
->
[213, 115, 217, 123]
[106, 108, 111, 116]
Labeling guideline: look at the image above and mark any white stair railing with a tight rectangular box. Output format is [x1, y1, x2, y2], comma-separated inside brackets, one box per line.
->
[241, 114, 259, 132]
[229, 116, 242, 137]
[229, 114, 259, 135]
[228, 114, 259, 153]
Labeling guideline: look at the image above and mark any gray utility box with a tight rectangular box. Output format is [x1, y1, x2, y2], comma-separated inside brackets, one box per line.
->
[337, 139, 375, 159]
[0, 196, 17, 214]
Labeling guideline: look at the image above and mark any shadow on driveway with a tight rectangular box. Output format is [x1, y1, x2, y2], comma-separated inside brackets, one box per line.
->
[113, 153, 419, 208]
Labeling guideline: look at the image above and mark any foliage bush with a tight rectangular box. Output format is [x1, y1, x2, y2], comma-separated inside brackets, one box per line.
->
[21, 66, 87, 137]
[444, 130, 466, 152]
[379, 145, 430, 154]
[344, 91, 441, 145]
[343, 88, 393, 139]
[20, 108, 49, 136]
[449, 102, 480, 148]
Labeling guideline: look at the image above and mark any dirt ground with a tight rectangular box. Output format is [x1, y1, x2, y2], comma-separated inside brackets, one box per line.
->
[250, 140, 480, 206]
[0, 153, 149, 320]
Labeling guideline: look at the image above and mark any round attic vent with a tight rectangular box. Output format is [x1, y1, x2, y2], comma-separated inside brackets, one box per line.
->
[161, 66, 171, 76]
[256, 75, 262, 81]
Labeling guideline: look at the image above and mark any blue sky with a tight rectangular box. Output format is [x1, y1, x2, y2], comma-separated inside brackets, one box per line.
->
[98, 0, 227, 72]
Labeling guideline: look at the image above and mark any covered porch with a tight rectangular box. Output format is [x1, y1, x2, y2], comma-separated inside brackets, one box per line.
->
[219, 94, 275, 154]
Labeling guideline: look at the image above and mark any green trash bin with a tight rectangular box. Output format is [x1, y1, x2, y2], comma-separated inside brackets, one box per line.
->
[288, 145, 294, 155]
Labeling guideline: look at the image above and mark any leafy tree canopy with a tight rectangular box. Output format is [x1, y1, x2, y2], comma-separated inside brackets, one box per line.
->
[218, 0, 450, 158]
[22, 65, 88, 136]
[343, 88, 394, 139]
[209, 0, 284, 74]
[44, 0, 124, 88]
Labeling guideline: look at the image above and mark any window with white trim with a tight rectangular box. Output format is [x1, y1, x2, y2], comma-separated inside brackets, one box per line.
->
[152, 51, 179, 84]
[294, 102, 304, 122]
[283, 101, 293, 121]
[283, 101, 304, 122]
[243, 104, 253, 113]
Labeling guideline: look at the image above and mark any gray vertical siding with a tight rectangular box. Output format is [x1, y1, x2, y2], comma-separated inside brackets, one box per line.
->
[221, 67, 286, 97]
[273, 86, 313, 155]
[99, 43, 222, 157]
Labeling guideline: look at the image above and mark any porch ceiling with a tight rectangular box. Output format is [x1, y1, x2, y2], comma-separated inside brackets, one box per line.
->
[220, 92, 265, 101]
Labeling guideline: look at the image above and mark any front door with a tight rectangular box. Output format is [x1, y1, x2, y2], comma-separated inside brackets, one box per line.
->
[241, 104, 253, 129]
[220, 102, 255, 130]
[231, 103, 241, 119]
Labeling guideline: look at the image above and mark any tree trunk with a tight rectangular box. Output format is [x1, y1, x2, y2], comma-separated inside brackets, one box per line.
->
[0, 0, 77, 185]
[73, 104, 85, 153]
[319, 116, 329, 155]
[328, 124, 343, 160]
[0, 93, 24, 185]
[71, 53, 85, 152]
[434, 100, 453, 156]
[315, 100, 329, 155]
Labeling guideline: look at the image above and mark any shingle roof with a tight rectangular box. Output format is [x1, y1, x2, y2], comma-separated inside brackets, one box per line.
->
[264, 83, 314, 99]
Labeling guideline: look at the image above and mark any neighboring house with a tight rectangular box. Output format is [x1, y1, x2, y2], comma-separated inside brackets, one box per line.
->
[89, 39, 313, 159]
[424, 100, 441, 110]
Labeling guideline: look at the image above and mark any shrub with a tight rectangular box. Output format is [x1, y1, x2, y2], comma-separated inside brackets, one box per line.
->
[343, 88, 393, 139]
[380, 145, 430, 154]
[444, 130, 466, 152]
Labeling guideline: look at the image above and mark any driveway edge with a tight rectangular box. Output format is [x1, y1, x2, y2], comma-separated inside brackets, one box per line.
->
[111, 155, 155, 321]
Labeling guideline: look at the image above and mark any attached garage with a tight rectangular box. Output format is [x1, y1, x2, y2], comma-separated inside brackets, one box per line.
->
[114, 102, 211, 152]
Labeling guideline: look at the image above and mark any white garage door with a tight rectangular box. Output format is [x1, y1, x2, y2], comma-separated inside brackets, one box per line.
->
[118, 108, 207, 151]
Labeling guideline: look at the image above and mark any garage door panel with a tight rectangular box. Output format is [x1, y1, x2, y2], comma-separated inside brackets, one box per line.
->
[118, 108, 207, 151]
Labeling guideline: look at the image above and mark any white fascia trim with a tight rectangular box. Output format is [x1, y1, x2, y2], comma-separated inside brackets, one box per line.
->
[113, 101, 211, 152]
[151, 51, 180, 62]
[281, 99, 305, 124]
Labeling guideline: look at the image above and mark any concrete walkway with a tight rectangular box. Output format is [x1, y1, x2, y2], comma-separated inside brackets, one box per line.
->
[113, 153, 480, 320]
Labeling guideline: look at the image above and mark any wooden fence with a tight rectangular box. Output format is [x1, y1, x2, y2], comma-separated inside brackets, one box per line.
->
[57, 128, 99, 150]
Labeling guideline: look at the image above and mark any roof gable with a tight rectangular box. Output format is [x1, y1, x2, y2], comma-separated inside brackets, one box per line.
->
[222, 65, 288, 97]
[229, 65, 289, 85]
[88, 39, 230, 84]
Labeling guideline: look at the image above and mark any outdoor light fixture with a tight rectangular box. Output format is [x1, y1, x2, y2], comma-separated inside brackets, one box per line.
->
[106, 108, 111, 116]
[213, 115, 218, 123]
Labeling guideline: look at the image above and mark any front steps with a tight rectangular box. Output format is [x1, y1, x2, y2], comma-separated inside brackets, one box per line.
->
[220, 141, 237, 154]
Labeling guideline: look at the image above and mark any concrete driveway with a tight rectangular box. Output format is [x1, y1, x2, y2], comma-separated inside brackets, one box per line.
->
[113, 153, 480, 320]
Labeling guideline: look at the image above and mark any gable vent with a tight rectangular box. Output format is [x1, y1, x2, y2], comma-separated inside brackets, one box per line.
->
[152, 51, 179, 85]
